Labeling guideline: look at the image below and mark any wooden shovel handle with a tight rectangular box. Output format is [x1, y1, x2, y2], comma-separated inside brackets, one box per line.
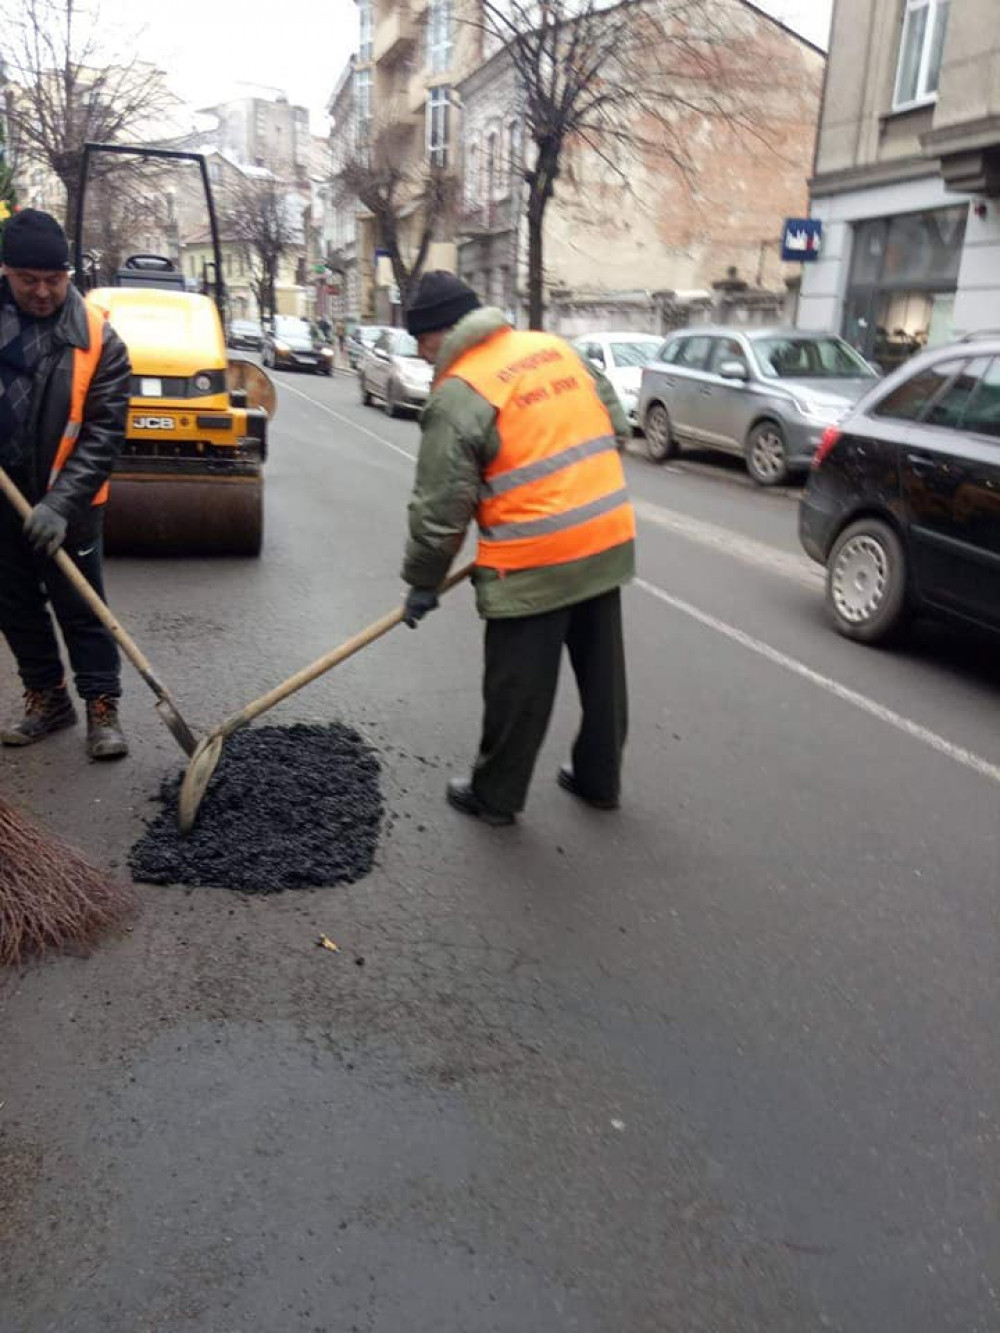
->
[219, 559, 476, 737]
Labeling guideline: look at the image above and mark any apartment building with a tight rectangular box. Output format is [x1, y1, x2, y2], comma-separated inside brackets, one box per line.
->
[200, 94, 312, 181]
[457, 1, 824, 330]
[798, 0, 1000, 370]
[353, 0, 482, 321]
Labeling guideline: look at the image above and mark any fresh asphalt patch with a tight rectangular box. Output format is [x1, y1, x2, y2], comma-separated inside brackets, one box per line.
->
[129, 724, 383, 893]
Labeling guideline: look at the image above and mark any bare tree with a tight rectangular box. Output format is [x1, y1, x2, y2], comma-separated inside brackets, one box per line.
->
[0, 0, 173, 232]
[223, 173, 299, 323]
[473, 0, 770, 328]
[337, 114, 457, 318]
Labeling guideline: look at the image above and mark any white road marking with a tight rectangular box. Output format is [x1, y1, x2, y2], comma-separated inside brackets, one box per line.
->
[279, 377, 418, 462]
[636, 576, 1000, 788]
[632, 498, 822, 589]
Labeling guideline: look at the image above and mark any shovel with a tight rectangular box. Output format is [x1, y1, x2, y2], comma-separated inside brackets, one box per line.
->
[177, 560, 476, 833]
[0, 465, 198, 757]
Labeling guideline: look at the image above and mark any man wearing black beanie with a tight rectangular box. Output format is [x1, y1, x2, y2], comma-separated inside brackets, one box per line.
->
[400, 271, 635, 824]
[0, 208, 132, 759]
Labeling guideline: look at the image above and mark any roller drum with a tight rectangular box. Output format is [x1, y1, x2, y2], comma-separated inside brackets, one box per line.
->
[104, 474, 263, 556]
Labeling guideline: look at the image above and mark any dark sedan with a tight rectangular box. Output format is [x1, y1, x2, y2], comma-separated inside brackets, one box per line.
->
[261, 316, 335, 375]
[800, 335, 1000, 643]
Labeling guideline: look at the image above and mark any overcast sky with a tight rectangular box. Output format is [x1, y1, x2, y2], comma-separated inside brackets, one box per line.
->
[111, 0, 834, 132]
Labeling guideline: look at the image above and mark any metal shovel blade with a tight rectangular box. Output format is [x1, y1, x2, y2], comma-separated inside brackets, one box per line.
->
[177, 732, 224, 834]
[156, 698, 198, 757]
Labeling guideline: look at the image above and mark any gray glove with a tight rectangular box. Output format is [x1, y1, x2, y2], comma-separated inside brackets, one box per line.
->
[24, 502, 67, 557]
[403, 586, 439, 628]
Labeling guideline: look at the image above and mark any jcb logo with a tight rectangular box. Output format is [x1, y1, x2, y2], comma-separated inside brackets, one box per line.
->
[133, 416, 175, 430]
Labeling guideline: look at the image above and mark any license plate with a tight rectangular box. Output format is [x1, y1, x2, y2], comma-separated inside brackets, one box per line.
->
[140, 377, 162, 396]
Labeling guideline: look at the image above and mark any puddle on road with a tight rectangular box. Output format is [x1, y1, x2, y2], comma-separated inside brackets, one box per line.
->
[129, 724, 383, 893]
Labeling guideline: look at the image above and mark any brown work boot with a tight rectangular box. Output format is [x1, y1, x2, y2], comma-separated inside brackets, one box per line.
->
[1, 685, 77, 746]
[85, 696, 129, 760]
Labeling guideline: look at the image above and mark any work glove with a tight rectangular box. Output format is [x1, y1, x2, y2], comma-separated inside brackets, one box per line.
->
[403, 586, 439, 628]
[24, 502, 67, 557]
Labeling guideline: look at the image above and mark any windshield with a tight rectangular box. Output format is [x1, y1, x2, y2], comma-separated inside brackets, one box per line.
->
[609, 340, 661, 369]
[359, 327, 385, 345]
[396, 332, 420, 358]
[275, 317, 311, 339]
[753, 336, 876, 380]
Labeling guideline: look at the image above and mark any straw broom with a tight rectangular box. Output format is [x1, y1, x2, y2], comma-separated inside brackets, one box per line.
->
[0, 796, 136, 966]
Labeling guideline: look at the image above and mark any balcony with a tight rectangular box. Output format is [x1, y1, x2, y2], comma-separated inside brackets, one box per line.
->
[373, 6, 417, 66]
[408, 68, 427, 115]
[457, 197, 515, 237]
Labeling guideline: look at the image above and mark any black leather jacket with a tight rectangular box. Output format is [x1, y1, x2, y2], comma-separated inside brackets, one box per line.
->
[8, 281, 131, 531]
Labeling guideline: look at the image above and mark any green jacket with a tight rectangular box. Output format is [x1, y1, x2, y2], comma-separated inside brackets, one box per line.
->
[402, 308, 635, 619]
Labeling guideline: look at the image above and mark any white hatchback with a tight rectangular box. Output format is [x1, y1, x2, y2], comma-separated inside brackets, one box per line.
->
[572, 332, 665, 429]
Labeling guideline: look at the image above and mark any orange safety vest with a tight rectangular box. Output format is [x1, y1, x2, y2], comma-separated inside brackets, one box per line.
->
[48, 303, 110, 507]
[441, 328, 636, 572]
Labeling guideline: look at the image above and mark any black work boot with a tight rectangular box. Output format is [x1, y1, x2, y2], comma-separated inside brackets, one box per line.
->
[85, 696, 129, 760]
[446, 777, 516, 826]
[1, 685, 77, 746]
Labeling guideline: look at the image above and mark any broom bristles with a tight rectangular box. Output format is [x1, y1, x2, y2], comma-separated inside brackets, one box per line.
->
[0, 796, 136, 967]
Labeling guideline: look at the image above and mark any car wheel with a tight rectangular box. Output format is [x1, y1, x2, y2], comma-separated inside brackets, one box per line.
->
[644, 402, 677, 463]
[360, 374, 372, 406]
[826, 518, 909, 645]
[384, 379, 400, 418]
[746, 421, 790, 486]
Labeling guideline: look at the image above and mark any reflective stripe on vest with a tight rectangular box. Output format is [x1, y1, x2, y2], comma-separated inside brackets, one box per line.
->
[441, 328, 636, 572]
[48, 303, 109, 507]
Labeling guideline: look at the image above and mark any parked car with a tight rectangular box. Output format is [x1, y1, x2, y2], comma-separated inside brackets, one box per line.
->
[227, 318, 263, 351]
[261, 316, 335, 375]
[348, 324, 392, 370]
[572, 332, 665, 428]
[638, 326, 879, 485]
[359, 328, 433, 416]
[799, 335, 1000, 644]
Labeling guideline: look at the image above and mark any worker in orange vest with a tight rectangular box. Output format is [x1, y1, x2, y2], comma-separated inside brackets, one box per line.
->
[401, 272, 634, 825]
[0, 210, 131, 759]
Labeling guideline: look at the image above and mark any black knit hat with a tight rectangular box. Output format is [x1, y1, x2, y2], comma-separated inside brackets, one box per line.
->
[406, 270, 480, 337]
[1, 209, 70, 271]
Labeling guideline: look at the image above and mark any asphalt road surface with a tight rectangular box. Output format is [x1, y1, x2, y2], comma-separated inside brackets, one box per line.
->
[2, 362, 998, 1333]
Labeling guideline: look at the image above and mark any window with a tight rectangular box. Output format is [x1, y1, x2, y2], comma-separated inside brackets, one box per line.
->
[964, 359, 1000, 440]
[358, 0, 373, 60]
[894, 0, 950, 109]
[610, 340, 662, 369]
[710, 337, 748, 374]
[466, 140, 480, 204]
[427, 86, 450, 168]
[923, 358, 989, 429]
[754, 336, 876, 380]
[673, 336, 712, 370]
[486, 131, 497, 200]
[874, 358, 967, 422]
[356, 68, 373, 147]
[427, 0, 453, 73]
[507, 121, 519, 189]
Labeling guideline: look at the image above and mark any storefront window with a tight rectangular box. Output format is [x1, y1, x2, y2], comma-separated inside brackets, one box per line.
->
[843, 205, 967, 373]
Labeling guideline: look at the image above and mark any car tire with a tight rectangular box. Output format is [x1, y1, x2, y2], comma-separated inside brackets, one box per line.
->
[360, 374, 373, 406]
[384, 379, 400, 418]
[644, 402, 677, 463]
[826, 518, 909, 645]
[746, 420, 790, 486]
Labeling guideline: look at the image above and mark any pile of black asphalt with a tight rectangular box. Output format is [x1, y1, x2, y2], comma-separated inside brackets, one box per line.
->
[130, 724, 383, 894]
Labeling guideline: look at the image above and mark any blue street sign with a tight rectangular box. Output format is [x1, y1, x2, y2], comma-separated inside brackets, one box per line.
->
[781, 218, 823, 263]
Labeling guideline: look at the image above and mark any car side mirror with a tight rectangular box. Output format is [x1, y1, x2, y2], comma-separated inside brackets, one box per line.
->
[718, 359, 748, 381]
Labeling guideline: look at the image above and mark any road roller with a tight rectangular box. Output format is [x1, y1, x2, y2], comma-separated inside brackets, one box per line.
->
[73, 143, 274, 556]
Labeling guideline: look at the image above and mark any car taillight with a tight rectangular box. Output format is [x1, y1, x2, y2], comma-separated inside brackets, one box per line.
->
[813, 425, 842, 469]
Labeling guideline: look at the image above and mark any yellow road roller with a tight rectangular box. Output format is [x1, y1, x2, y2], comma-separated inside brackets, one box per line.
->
[74, 143, 274, 556]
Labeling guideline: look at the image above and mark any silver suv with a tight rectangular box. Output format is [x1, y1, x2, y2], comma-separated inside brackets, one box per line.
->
[638, 326, 879, 485]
